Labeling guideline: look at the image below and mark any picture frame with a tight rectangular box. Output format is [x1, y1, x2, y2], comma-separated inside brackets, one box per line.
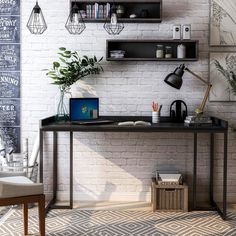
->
[209, 52, 236, 102]
[209, 0, 236, 46]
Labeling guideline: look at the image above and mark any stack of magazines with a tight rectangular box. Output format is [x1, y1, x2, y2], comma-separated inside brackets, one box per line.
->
[110, 50, 125, 59]
[184, 116, 212, 125]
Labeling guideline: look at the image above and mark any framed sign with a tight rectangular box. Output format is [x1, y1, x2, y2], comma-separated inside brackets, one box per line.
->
[0, 44, 20, 71]
[0, 99, 20, 126]
[0, 0, 20, 15]
[210, 0, 236, 46]
[0, 127, 20, 153]
[209, 52, 236, 102]
[0, 72, 20, 98]
[0, 16, 20, 43]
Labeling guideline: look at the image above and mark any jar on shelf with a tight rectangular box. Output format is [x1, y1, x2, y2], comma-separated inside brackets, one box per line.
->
[165, 46, 172, 58]
[156, 45, 164, 58]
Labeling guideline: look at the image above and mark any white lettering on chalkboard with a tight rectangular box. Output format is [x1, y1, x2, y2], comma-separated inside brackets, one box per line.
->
[0, 75, 18, 85]
[0, 0, 16, 4]
[0, 105, 15, 111]
[0, 18, 17, 27]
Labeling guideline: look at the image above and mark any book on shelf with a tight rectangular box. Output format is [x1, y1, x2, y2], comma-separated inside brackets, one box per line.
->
[105, 3, 110, 18]
[86, 5, 92, 18]
[88, 3, 110, 19]
[118, 121, 151, 127]
[98, 4, 104, 18]
[94, 3, 99, 19]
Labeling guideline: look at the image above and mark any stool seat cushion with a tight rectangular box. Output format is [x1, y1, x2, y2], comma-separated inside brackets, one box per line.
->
[0, 176, 43, 198]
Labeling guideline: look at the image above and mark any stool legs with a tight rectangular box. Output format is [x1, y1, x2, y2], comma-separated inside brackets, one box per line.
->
[23, 203, 28, 235]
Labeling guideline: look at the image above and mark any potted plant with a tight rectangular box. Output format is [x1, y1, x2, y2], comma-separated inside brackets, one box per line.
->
[46, 47, 103, 120]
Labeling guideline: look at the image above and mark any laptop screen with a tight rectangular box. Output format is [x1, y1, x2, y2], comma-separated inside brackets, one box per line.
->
[70, 98, 99, 121]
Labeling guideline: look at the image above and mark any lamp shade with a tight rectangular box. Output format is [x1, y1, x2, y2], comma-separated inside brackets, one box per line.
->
[27, 1, 47, 34]
[164, 64, 185, 89]
[104, 4, 124, 35]
[65, 3, 86, 35]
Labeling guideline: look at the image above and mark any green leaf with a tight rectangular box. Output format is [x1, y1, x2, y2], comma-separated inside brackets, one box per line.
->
[53, 62, 60, 69]
[59, 47, 66, 51]
[58, 53, 71, 58]
[82, 59, 88, 66]
[59, 57, 67, 63]
[65, 51, 71, 55]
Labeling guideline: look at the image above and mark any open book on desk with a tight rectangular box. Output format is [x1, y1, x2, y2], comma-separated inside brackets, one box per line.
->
[118, 121, 151, 126]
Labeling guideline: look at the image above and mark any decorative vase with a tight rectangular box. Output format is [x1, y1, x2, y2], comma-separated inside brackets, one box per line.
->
[56, 87, 70, 121]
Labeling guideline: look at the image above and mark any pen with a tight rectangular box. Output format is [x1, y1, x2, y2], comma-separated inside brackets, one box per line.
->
[158, 105, 162, 113]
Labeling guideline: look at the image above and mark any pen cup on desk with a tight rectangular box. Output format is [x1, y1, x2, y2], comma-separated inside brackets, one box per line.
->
[152, 111, 160, 123]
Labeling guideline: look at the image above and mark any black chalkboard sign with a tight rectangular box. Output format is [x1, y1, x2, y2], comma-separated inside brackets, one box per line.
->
[0, 16, 20, 43]
[0, 44, 20, 71]
[0, 72, 20, 98]
[0, 0, 21, 153]
[0, 127, 20, 153]
[0, 99, 20, 126]
[0, 0, 20, 15]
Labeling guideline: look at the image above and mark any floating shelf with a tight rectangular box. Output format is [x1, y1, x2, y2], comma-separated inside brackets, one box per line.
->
[71, 0, 162, 23]
[106, 40, 199, 61]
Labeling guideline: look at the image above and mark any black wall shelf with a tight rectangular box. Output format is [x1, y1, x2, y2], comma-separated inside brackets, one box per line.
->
[71, 0, 162, 23]
[106, 40, 199, 61]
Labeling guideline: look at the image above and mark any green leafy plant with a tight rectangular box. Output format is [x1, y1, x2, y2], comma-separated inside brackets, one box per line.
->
[46, 47, 103, 91]
[214, 59, 236, 96]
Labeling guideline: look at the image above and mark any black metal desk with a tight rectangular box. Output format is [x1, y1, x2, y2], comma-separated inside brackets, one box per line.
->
[39, 116, 228, 219]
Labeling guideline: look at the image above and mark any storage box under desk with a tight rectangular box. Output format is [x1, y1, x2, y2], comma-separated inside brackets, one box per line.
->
[151, 178, 188, 212]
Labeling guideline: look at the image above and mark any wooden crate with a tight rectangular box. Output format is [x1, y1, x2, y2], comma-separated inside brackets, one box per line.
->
[151, 178, 188, 212]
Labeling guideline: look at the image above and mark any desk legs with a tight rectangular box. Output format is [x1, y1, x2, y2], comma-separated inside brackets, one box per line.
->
[53, 132, 58, 202]
[193, 132, 197, 210]
[39, 130, 43, 184]
[223, 131, 228, 219]
[210, 133, 214, 205]
[39, 130, 74, 214]
[70, 131, 73, 209]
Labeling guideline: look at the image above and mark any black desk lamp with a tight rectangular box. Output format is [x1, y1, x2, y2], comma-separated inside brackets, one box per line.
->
[164, 64, 212, 115]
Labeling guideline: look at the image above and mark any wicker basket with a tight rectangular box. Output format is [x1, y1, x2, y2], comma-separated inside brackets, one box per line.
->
[151, 178, 188, 212]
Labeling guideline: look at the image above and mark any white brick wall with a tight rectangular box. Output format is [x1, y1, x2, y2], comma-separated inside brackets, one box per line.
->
[21, 0, 236, 202]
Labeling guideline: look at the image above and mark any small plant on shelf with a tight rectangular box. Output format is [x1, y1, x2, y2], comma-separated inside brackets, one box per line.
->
[46, 47, 103, 120]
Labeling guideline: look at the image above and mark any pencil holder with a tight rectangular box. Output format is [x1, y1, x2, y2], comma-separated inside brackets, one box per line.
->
[152, 111, 160, 123]
[152, 111, 158, 123]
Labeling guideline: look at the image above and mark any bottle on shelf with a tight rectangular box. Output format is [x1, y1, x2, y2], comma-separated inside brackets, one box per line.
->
[165, 46, 172, 58]
[156, 45, 164, 58]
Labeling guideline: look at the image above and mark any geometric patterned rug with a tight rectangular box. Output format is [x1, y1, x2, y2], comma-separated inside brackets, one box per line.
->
[1, 209, 236, 236]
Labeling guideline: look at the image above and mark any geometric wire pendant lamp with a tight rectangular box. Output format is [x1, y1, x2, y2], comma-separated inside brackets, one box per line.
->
[104, 4, 124, 35]
[65, 2, 86, 35]
[27, 1, 47, 34]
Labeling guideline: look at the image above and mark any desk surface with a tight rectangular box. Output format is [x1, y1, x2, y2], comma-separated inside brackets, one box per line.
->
[40, 116, 228, 133]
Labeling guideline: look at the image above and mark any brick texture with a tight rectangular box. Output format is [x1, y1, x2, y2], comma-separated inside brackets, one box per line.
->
[21, 0, 236, 202]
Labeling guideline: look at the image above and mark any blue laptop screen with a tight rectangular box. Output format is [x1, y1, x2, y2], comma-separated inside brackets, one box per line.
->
[70, 98, 99, 121]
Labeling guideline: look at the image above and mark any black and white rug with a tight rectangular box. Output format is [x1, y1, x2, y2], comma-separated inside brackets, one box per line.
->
[1, 209, 236, 235]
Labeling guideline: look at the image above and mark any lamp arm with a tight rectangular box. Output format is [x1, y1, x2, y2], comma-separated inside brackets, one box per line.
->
[184, 67, 212, 114]
[185, 67, 209, 85]
[195, 84, 212, 114]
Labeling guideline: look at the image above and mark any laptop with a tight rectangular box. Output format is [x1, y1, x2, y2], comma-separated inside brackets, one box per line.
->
[70, 98, 114, 125]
